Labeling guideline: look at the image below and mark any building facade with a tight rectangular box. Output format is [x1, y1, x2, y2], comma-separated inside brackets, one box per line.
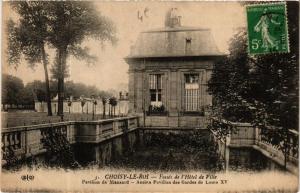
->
[125, 9, 224, 128]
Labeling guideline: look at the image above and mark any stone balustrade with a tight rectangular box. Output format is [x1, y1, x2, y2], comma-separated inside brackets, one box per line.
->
[209, 117, 298, 173]
[75, 116, 138, 143]
[256, 127, 298, 166]
[229, 123, 298, 165]
[1, 116, 139, 164]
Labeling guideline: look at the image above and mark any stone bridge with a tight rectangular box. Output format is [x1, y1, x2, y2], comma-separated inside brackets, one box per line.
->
[2, 115, 298, 174]
[1, 116, 139, 166]
[210, 118, 298, 174]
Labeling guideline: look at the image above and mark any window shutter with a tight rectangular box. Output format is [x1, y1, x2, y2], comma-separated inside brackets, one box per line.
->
[145, 74, 150, 111]
[161, 74, 167, 109]
[199, 71, 204, 108]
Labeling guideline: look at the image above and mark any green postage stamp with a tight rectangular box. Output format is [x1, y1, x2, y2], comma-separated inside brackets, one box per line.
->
[246, 3, 289, 54]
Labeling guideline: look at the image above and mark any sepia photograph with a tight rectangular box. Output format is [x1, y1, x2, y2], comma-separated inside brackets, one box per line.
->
[1, 1, 299, 192]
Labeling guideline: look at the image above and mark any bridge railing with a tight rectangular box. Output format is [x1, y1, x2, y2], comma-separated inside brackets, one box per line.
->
[208, 117, 298, 166]
[74, 116, 138, 143]
[2, 122, 76, 160]
[1, 116, 139, 163]
[256, 127, 298, 165]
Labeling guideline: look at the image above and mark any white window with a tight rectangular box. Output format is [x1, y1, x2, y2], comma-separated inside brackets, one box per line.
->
[149, 74, 162, 107]
[185, 74, 200, 111]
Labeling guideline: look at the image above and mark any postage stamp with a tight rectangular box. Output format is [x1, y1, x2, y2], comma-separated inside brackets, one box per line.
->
[246, 3, 289, 54]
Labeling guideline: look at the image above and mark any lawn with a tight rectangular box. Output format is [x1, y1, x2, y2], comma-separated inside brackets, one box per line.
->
[1, 111, 119, 128]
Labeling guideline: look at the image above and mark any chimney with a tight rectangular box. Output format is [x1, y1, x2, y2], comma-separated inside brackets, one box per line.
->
[165, 8, 181, 28]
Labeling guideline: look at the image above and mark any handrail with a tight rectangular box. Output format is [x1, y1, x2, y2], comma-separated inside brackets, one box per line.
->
[1, 116, 139, 165]
[2, 116, 139, 132]
[209, 117, 298, 163]
[210, 117, 298, 135]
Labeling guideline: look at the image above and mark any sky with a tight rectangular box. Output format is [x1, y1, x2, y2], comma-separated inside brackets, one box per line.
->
[2, 2, 246, 91]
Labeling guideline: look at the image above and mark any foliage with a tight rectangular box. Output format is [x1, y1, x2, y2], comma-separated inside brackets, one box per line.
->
[80, 99, 86, 108]
[37, 80, 112, 101]
[207, 118, 236, 142]
[25, 80, 47, 102]
[43, 1, 117, 115]
[133, 131, 224, 171]
[109, 97, 118, 107]
[63, 81, 111, 100]
[208, 30, 254, 122]
[7, 1, 117, 116]
[7, 2, 49, 68]
[208, 2, 298, 169]
[102, 97, 107, 118]
[50, 54, 70, 80]
[67, 100, 72, 107]
[2, 74, 24, 105]
[41, 127, 80, 168]
[1, 75, 112, 106]
[147, 105, 167, 115]
[109, 97, 118, 116]
[2, 75, 50, 105]
[6, 20, 21, 67]
[208, 2, 298, 129]
[8, 1, 54, 115]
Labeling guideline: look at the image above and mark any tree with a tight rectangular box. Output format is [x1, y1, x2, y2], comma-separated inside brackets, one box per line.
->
[2, 74, 24, 106]
[45, 2, 117, 116]
[63, 81, 111, 100]
[67, 98, 72, 114]
[208, 30, 253, 122]
[109, 97, 118, 117]
[25, 80, 47, 102]
[8, 2, 53, 116]
[208, 2, 298, 170]
[80, 97, 86, 114]
[2, 75, 49, 107]
[102, 97, 107, 119]
[20, 85, 35, 106]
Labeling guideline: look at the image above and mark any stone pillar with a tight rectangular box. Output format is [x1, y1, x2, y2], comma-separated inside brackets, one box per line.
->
[135, 71, 144, 114]
[128, 70, 135, 115]
[169, 70, 178, 115]
[225, 145, 230, 172]
[168, 70, 179, 127]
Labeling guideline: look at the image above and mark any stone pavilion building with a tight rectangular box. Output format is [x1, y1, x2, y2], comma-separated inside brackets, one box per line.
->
[125, 9, 224, 128]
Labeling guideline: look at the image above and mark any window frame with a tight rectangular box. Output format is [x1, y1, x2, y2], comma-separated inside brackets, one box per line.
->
[183, 73, 203, 114]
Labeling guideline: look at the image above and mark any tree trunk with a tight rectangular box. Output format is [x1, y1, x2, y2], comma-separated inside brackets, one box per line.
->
[109, 105, 111, 117]
[87, 102, 89, 114]
[57, 47, 67, 116]
[103, 103, 106, 119]
[41, 45, 52, 116]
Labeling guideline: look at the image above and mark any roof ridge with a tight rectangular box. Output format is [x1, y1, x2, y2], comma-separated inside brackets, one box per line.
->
[142, 26, 210, 33]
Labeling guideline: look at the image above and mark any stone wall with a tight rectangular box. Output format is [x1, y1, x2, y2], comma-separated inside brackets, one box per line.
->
[1, 116, 139, 167]
[35, 100, 129, 116]
[209, 119, 298, 174]
[74, 130, 139, 165]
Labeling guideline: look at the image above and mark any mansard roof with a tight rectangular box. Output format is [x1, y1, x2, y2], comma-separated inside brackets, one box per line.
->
[126, 26, 224, 59]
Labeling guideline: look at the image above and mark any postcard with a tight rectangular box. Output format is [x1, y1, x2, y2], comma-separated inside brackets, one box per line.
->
[1, 1, 299, 192]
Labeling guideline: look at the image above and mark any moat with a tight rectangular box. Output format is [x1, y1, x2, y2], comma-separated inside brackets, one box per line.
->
[2, 129, 283, 173]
